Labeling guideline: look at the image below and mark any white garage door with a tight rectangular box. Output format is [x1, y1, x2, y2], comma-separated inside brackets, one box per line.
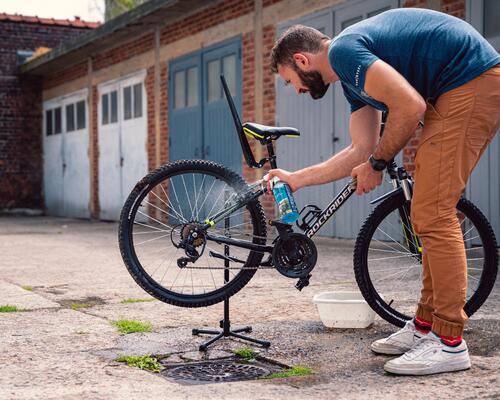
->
[98, 71, 147, 221]
[43, 91, 90, 218]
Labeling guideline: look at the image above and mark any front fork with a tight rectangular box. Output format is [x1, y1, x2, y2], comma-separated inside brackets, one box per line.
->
[390, 169, 422, 257]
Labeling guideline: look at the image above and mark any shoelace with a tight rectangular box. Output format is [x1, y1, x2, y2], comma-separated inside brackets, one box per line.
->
[404, 335, 439, 358]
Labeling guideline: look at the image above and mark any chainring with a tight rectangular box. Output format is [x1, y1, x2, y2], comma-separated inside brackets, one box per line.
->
[272, 233, 318, 278]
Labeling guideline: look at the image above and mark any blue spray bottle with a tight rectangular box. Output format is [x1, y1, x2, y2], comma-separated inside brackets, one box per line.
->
[271, 177, 300, 224]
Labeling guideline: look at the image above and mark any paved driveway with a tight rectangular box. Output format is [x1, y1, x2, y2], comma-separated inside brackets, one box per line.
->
[0, 216, 498, 399]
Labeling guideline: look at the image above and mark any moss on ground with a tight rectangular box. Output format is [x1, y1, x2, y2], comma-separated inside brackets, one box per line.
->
[115, 354, 162, 373]
[265, 366, 313, 379]
[120, 298, 155, 304]
[112, 319, 152, 334]
[233, 346, 257, 361]
[0, 305, 21, 312]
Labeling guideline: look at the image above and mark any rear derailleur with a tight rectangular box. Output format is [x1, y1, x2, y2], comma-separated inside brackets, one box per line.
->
[172, 222, 207, 268]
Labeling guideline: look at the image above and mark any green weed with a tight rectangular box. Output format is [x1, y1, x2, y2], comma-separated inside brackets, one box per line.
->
[265, 366, 313, 379]
[120, 298, 155, 304]
[115, 354, 161, 373]
[233, 346, 257, 361]
[112, 319, 152, 334]
[0, 305, 20, 313]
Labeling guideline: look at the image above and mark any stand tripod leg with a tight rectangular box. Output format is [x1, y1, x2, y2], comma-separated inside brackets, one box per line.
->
[198, 332, 224, 352]
[231, 326, 252, 334]
[192, 328, 220, 335]
[230, 331, 271, 348]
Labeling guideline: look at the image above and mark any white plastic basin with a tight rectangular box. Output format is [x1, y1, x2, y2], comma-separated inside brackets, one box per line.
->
[313, 291, 375, 329]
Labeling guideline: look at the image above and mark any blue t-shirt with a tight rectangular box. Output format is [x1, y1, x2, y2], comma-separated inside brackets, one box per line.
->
[328, 8, 500, 113]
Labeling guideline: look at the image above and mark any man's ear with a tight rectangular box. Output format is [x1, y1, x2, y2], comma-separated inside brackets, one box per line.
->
[293, 53, 309, 70]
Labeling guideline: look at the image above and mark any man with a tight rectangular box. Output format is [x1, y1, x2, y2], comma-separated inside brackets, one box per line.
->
[266, 8, 499, 375]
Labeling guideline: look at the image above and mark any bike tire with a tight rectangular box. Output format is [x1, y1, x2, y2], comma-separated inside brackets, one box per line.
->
[118, 159, 267, 308]
[354, 192, 498, 327]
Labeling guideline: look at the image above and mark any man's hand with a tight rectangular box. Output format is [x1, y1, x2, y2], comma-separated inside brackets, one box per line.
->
[351, 161, 382, 195]
[263, 169, 301, 193]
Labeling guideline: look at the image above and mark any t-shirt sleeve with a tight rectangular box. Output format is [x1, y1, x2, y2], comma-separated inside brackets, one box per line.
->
[329, 34, 379, 112]
[341, 83, 367, 113]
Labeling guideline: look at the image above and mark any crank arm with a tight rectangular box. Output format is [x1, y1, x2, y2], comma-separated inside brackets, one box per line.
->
[209, 250, 245, 264]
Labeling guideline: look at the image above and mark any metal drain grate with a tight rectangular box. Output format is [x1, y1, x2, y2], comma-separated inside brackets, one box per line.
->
[162, 360, 271, 383]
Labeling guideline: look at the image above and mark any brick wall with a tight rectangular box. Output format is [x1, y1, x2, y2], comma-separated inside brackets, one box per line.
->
[0, 20, 93, 209]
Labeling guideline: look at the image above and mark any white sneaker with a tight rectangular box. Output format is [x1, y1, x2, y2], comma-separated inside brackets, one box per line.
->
[384, 332, 471, 376]
[371, 319, 425, 355]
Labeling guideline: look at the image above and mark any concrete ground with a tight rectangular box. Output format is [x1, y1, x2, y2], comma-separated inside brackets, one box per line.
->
[0, 215, 498, 400]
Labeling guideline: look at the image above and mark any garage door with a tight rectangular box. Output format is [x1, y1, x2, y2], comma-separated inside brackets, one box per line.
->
[43, 90, 90, 218]
[466, 0, 500, 239]
[169, 37, 242, 173]
[98, 71, 147, 221]
[276, 0, 398, 238]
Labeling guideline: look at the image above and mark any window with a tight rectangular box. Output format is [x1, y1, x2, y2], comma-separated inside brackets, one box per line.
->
[133, 83, 142, 118]
[110, 91, 118, 123]
[76, 100, 86, 130]
[101, 90, 118, 125]
[54, 107, 62, 134]
[66, 103, 75, 132]
[222, 55, 236, 97]
[207, 59, 221, 102]
[123, 86, 132, 120]
[174, 71, 186, 109]
[102, 93, 109, 125]
[46, 109, 53, 136]
[186, 67, 198, 107]
[16, 50, 34, 66]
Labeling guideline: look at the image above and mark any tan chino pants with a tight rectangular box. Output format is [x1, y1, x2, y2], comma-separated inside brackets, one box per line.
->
[412, 65, 500, 337]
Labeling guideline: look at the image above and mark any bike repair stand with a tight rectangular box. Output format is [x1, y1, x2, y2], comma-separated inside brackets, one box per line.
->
[192, 202, 271, 352]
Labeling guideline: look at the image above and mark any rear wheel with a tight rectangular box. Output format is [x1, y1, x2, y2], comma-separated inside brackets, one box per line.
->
[354, 192, 498, 327]
[119, 160, 267, 308]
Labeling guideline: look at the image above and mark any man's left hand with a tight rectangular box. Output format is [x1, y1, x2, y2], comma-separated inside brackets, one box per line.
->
[351, 161, 383, 195]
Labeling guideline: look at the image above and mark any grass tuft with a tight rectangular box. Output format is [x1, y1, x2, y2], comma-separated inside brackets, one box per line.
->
[233, 346, 257, 361]
[115, 354, 161, 373]
[112, 319, 152, 334]
[70, 302, 94, 310]
[22, 286, 33, 292]
[265, 366, 313, 379]
[120, 298, 155, 304]
[0, 305, 21, 313]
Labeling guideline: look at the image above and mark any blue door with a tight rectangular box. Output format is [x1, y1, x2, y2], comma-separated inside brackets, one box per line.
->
[169, 38, 242, 174]
[169, 53, 203, 161]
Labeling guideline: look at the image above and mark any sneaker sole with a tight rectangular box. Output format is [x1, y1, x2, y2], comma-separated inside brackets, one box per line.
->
[370, 342, 408, 356]
[384, 358, 472, 376]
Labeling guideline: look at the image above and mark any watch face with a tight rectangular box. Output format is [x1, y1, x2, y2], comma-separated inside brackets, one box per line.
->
[370, 156, 386, 171]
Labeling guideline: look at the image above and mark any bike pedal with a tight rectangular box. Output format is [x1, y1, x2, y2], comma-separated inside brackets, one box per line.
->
[295, 274, 312, 291]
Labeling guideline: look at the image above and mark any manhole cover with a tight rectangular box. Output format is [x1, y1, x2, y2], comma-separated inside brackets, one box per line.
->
[162, 360, 271, 383]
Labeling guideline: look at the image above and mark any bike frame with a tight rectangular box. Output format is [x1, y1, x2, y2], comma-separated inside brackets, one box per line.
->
[204, 76, 419, 256]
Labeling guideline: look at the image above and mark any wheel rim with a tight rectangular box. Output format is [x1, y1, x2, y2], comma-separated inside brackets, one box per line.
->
[126, 169, 263, 298]
[364, 200, 488, 322]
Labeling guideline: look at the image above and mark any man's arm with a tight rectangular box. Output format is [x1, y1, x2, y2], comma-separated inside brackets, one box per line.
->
[266, 106, 381, 191]
[365, 60, 426, 161]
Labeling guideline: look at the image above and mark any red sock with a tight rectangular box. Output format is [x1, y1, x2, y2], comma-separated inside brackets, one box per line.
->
[439, 334, 462, 347]
[414, 316, 432, 333]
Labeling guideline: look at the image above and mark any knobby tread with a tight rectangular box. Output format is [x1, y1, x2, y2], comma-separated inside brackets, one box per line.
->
[353, 192, 498, 328]
[118, 159, 267, 308]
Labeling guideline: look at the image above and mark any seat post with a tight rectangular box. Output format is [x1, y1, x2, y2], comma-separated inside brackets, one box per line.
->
[265, 140, 277, 169]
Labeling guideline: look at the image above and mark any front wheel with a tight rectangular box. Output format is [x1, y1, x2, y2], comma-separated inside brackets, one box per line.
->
[354, 192, 498, 327]
[118, 160, 267, 308]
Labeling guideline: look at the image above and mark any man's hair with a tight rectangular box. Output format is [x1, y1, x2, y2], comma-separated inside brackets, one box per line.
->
[271, 25, 330, 73]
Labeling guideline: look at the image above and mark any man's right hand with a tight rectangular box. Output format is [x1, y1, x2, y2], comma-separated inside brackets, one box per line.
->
[263, 169, 301, 193]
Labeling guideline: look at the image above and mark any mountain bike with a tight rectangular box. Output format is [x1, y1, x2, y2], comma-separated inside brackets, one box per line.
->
[118, 76, 498, 328]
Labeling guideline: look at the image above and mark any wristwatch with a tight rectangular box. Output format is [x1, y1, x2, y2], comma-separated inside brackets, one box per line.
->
[368, 155, 387, 171]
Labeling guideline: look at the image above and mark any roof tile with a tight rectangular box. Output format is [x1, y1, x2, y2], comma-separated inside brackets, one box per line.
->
[0, 12, 101, 28]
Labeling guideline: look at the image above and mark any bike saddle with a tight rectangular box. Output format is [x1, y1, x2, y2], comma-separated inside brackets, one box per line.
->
[243, 122, 300, 143]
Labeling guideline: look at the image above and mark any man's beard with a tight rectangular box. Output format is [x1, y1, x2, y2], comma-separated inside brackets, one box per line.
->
[295, 68, 330, 99]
